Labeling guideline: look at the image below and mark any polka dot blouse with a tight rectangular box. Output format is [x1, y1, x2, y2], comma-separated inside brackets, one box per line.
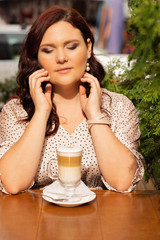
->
[0, 88, 144, 193]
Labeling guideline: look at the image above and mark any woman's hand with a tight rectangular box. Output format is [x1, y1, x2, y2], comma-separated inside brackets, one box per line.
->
[29, 69, 52, 116]
[79, 72, 102, 120]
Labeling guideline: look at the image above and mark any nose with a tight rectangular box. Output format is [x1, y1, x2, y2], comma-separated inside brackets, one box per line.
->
[55, 49, 68, 63]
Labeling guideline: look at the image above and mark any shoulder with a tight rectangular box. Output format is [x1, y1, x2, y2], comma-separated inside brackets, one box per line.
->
[101, 88, 136, 114]
[102, 88, 134, 106]
[0, 98, 27, 143]
[2, 98, 21, 111]
[1, 98, 26, 119]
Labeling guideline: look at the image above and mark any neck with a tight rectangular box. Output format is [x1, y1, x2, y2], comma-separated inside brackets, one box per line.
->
[53, 83, 80, 103]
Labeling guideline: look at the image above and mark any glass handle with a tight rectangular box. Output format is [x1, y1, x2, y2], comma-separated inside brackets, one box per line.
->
[47, 158, 58, 180]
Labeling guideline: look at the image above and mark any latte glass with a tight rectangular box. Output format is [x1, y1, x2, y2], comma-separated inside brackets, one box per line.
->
[48, 146, 82, 198]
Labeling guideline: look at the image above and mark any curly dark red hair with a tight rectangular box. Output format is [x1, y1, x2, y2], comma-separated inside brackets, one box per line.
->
[16, 5, 105, 136]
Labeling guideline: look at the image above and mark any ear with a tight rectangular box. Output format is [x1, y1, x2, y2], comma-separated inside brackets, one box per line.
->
[87, 38, 92, 59]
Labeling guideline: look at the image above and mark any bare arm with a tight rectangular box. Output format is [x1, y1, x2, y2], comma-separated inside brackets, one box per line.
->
[80, 73, 138, 191]
[0, 69, 52, 194]
[89, 124, 137, 191]
[0, 112, 49, 194]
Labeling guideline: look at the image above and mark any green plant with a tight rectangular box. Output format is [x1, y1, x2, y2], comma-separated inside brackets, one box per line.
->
[128, 0, 142, 8]
[0, 75, 18, 106]
[103, 0, 160, 189]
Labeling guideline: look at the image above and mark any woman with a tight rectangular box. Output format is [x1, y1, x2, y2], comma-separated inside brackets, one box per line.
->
[0, 5, 144, 194]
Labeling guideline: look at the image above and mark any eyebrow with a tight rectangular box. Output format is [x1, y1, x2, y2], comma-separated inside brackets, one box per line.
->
[40, 40, 79, 48]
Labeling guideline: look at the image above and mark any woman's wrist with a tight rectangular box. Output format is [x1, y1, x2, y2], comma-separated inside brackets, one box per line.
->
[34, 110, 50, 123]
[86, 110, 102, 121]
[87, 113, 110, 131]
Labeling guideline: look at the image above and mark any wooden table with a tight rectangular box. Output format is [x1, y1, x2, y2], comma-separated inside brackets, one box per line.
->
[0, 190, 159, 240]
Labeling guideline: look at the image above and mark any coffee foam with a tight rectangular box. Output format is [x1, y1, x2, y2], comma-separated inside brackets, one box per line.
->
[57, 146, 82, 156]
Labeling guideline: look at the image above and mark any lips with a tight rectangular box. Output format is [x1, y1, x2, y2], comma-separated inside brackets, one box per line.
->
[56, 67, 72, 73]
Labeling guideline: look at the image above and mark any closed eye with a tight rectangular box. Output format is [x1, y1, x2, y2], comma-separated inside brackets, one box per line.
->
[66, 43, 78, 50]
[41, 48, 54, 53]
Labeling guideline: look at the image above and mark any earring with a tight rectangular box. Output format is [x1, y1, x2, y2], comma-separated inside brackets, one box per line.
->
[86, 61, 90, 72]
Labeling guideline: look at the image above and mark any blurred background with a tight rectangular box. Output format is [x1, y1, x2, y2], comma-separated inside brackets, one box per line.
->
[0, 0, 130, 81]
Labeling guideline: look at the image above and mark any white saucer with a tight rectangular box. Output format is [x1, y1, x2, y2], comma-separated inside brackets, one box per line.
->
[43, 180, 96, 207]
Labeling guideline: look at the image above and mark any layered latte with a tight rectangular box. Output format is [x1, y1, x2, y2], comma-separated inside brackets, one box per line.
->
[57, 146, 82, 186]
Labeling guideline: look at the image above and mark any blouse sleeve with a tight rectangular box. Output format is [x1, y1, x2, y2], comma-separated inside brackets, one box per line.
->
[101, 90, 145, 192]
[0, 100, 34, 194]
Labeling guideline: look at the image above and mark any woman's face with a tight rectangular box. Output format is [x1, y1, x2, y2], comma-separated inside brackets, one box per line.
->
[38, 21, 92, 87]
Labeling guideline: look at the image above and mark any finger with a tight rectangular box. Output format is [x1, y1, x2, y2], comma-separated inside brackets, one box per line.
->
[79, 85, 86, 97]
[29, 69, 46, 83]
[29, 69, 49, 87]
[83, 72, 100, 83]
[30, 78, 51, 94]
[30, 68, 46, 77]
[30, 74, 50, 90]
[30, 70, 49, 83]
[80, 76, 99, 94]
[44, 83, 52, 99]
[79, 85, 87, 105]
[81, 73, 100, 90]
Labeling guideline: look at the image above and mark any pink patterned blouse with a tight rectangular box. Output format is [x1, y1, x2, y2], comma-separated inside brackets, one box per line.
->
[0, 88, 144, 193]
